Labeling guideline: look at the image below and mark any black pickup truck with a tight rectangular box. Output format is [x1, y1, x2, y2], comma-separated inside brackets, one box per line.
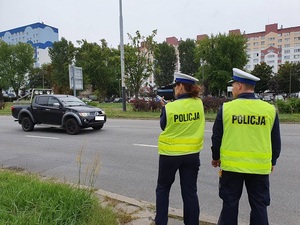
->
[12, 94, 106, 135]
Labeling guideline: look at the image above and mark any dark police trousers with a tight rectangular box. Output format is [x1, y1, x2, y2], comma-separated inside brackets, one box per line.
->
[217, 171, 270, 225]
[155, 153, 200, 225]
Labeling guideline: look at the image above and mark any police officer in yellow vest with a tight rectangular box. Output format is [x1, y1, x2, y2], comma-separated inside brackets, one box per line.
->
[155, 72, 205, 225]
[211, 68, 281, 225]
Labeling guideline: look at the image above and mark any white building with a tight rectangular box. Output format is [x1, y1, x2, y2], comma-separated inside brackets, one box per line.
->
[0, 22, 59, 67]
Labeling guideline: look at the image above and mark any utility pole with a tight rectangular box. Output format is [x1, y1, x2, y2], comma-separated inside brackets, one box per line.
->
[119, 0, 126, 111]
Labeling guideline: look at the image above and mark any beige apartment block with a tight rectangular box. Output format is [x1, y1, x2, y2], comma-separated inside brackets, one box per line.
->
[166, 23, 300, 74]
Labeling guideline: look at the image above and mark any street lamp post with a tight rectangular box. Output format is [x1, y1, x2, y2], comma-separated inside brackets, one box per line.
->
[119, 0, 126, 111]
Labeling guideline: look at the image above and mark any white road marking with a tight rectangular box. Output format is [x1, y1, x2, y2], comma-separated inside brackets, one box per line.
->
[26, 135, 59, 140]
[133, 143, 157, 148]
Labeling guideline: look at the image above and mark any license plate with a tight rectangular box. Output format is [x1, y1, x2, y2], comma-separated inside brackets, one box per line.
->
[95, 116, 105, 121]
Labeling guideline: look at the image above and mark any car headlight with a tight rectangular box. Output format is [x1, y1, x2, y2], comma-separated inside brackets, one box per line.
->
[79, 112, 89, 117]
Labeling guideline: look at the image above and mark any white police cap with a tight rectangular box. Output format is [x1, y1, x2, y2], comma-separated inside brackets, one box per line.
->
[174, 72, 199, 85]
[229, 68, 260, 85]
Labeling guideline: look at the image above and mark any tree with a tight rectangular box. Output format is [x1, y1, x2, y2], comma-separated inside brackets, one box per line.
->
[75, 39, 120, 100]
[0, 41, 34, 98]
[195, 33, 248, 95]
[251, 62, 273, 93]
[178, 38, 199, 75]
[48, 37, 76, 94]
[153, 42, 177, 87]
[276, 62, 300, 95]
[28, 63, 54, 89]
[124, 30, 157, 99]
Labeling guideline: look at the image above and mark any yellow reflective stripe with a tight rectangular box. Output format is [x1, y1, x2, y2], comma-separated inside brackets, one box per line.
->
[222, 161, 271, 174]
[159, 143, 202, 151]
[222, 150, 271, 159]
[159, 136, 201, 144]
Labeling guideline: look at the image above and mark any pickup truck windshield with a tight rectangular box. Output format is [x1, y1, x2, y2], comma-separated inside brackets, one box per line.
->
[59, 97, 86, 107]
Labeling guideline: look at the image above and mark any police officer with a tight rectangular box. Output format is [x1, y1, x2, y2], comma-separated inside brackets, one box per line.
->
[155, 72, 205, 225]
[211, 68, 281, 225]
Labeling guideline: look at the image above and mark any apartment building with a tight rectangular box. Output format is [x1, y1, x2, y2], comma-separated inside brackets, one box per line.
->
[0, 22, 59, 67]
[166, 23, 300, 74]
[245, 23, 300, 73]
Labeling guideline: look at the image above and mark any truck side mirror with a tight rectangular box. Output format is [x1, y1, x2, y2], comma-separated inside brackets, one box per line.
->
[53, 102, 60, 108]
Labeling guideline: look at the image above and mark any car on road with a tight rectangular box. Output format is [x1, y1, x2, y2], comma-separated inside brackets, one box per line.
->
[12, 93, 106, 135]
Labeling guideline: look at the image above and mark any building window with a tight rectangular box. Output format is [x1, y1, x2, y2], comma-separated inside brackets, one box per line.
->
[294, 37, 300, 41]
[284, 50, 290, 54]
[267, 55, 275, 58]
[268, 43, 275, 47]
[278, 45, 282, 48]
[268, 37, 275, 41]
[261, 41, 265, 45]
[284, 33, 290, 36]
[294, 54, 300, 59]
[278, 33, 282, 37]
[261, 36, 265, 40]
[253, 53, 259, 57]
[285, 38, 290, 42]
[267, 60, 275, 64]
[278, 39, 282, 42]
[294, 49, 300, 53]
[295, 43, 300, 47]
[254, 42, 259, 46]
[253, 59, 259, 63]
[284, 56, 290, 59]
[284, 44, 290, 48]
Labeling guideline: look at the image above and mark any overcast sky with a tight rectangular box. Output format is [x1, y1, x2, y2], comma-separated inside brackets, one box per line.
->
[1, 0, 300, 47]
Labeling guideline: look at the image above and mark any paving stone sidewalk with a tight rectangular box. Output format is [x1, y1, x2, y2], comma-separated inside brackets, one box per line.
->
[95, 189, 216, 225]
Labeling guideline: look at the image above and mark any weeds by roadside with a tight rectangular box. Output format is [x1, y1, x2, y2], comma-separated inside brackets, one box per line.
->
[0, 169, 118, 225]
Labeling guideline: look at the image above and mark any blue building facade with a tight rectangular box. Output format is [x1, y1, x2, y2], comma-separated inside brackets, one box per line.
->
[0, 22, 59, 67]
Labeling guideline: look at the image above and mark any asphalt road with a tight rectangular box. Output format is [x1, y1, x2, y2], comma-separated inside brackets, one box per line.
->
[1, 116, 299, 224]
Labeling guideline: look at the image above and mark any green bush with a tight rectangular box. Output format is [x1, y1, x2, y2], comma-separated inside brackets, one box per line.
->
[276, 98, 300, 114]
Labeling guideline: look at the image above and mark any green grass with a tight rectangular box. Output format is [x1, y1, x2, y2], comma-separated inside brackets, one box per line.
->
[0, 169, 118, 225]
[2, 101, 300, 122]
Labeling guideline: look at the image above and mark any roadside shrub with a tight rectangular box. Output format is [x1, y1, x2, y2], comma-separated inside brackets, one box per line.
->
[202, 97, 229, 113]
[131, 99, 161, 112]
[276, 98, 300, 114]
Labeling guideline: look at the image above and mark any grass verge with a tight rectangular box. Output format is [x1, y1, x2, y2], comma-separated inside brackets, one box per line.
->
[0, 169, 118, 225]
[2, 101, 300, 123]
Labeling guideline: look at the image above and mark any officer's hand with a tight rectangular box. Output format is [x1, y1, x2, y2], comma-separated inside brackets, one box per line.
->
[211, 160, 221, 167]
[160, 97, 166, 106]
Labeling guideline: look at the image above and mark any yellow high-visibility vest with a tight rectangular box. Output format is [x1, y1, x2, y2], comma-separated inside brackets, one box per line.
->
[221, 99, 276, 174]
[158, 98, 205, 156]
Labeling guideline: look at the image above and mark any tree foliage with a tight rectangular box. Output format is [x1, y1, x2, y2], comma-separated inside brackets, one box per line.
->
[28, 63, 53, 89]
[75, 39, 120, 100]
[195, 33, 248, 95]
[276, 62, 300, 95]
[153, 42, 177, 87]
[124, 30, 157, 98]
[0, 41, 34, 97]
[251, 62, 273, 93]
[48, 37, 76, 94]
[178, 38, 198, 75]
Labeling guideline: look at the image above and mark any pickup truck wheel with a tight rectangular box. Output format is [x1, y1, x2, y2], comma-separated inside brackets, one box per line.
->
[65, 118, 80, 135]
[92, 124, 104, 130]
[22, 117, 34, 132]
